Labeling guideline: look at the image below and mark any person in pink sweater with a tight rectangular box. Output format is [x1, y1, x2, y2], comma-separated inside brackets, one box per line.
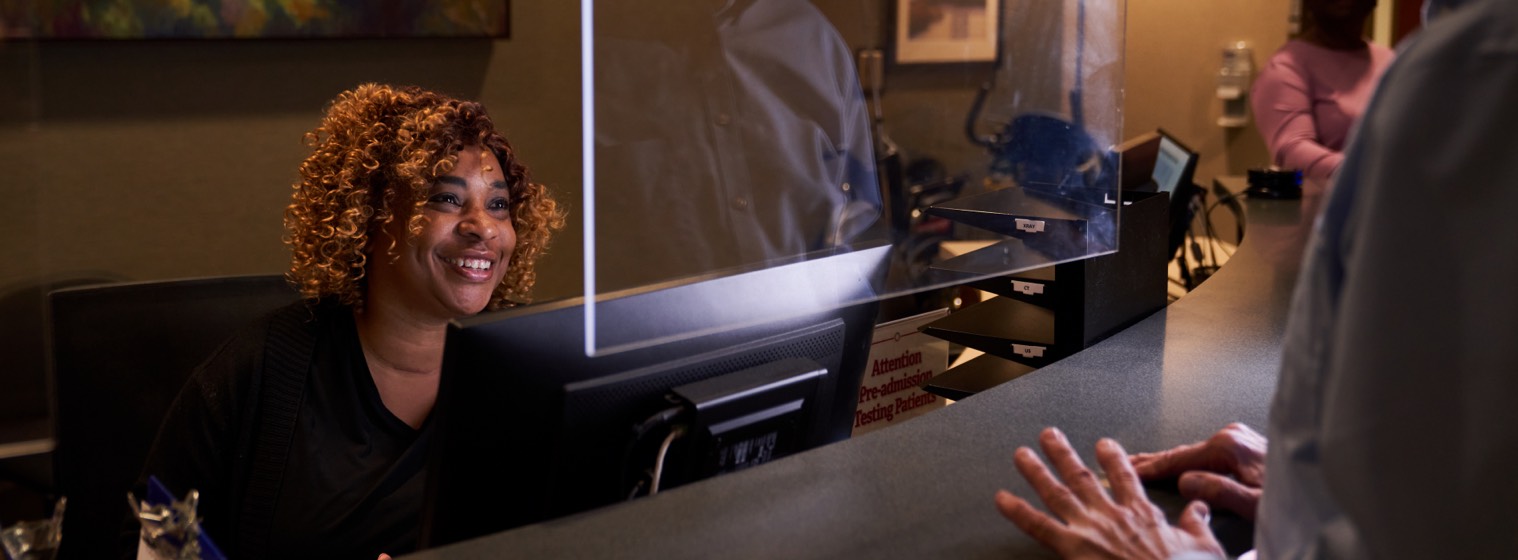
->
[1253, 0, 1393, 181]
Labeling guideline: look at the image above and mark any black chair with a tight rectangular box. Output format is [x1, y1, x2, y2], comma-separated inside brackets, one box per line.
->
[47, 275, 297, 559]
[0, 273, 126, 511]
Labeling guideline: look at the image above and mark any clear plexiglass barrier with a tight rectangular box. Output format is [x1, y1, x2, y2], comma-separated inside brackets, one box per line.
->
[585, 0, 1126, 355]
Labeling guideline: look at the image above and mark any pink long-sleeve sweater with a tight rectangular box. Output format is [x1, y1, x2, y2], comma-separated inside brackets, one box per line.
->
[1252, 39, 1395, 181]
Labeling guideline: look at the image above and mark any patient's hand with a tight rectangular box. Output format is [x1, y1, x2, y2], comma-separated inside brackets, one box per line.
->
[1129, 423, 1266, 521]
[995, 427, 1224, 560]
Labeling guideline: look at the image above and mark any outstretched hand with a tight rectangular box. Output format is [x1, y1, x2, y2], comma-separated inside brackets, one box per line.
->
[1129, 423, 1265, 521]
[995, 427, 1224, 560]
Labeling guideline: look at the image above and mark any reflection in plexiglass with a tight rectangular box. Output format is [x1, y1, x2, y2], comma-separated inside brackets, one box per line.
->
[585, 0, 1125, 355]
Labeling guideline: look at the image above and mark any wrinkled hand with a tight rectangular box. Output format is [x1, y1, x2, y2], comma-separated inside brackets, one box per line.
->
[995, 427, 1224, 560]
[1129, 423, 1265, 521]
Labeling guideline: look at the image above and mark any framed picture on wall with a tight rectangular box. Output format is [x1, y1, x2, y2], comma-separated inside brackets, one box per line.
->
[3, 0, 510, 39]
[895, 0, 1000, 64]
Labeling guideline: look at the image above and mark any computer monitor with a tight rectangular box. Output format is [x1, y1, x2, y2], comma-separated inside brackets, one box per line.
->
[1113, 129, 1201, 260]
[1149, 132, 1201, 260]
[1151, 133, 1197, 195]
[423, 246, 889, 545]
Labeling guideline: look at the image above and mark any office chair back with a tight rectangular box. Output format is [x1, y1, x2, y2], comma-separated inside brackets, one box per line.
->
[0, 273, 126, 497]
[48, 275, 297, 559]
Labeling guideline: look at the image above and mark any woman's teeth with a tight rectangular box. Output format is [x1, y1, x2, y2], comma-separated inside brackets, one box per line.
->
[448, 257, 492, 271]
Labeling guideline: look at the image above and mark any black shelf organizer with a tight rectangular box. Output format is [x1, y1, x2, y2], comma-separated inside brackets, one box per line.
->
[918, 187, 1169, 400]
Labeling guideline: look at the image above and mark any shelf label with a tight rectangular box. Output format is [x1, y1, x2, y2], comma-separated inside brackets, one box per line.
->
[1010, 280, 1045, 296]
[1011, 344, 1045, 358]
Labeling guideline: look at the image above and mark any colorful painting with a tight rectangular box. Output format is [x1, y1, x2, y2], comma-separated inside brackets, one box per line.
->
[0, 0, 510, 39]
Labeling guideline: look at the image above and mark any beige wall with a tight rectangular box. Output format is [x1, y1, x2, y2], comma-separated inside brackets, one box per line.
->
[0, 2, 584, 302]
[1124, 1, 1294, 186]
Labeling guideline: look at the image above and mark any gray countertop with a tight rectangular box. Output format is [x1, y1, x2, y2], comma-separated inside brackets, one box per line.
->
[411, 183, 1324, 559]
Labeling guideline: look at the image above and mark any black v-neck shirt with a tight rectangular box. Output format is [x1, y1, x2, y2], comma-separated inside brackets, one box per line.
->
[269, 309, 431, 558]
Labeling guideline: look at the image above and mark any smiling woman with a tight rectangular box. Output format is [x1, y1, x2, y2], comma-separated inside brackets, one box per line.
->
[285, 84, 558, 312]
[131, 84, 562, 559]
[367, 150, 519, 322]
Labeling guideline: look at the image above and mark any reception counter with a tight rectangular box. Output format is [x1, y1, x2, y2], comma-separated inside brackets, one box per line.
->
[411, 181, 1323, 559]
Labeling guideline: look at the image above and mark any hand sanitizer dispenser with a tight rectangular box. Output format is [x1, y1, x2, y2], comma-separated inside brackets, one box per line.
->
[1217, 42, 1253, 128]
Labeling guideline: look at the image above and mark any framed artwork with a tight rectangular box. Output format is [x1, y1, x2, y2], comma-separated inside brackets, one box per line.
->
[0, 0, 510, 40]
[895, 0, 999, 64]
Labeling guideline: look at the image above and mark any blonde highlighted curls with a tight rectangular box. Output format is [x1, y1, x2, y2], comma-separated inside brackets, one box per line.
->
[284, 83, 564, 311]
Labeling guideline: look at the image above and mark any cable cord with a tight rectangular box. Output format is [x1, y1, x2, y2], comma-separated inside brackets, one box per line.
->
[1199, 189, 1237, 262]
[1180, 195, 1212, 292]
[1201, 201, 1221, 266]
[623, 403, 690, 500]
[1193, 191, 1234, 266]
[1188, 195, 1210, 267]
[1205, 189, 1246, 257]
[1205, 189, 1247, 219]
[649, 425, 687, 496]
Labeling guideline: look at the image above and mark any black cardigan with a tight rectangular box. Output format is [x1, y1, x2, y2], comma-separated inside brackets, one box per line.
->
[131, 300, 318, 558]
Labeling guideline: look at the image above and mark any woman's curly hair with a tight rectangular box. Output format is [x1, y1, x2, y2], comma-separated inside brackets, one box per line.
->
[284, 83, 563, 311]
